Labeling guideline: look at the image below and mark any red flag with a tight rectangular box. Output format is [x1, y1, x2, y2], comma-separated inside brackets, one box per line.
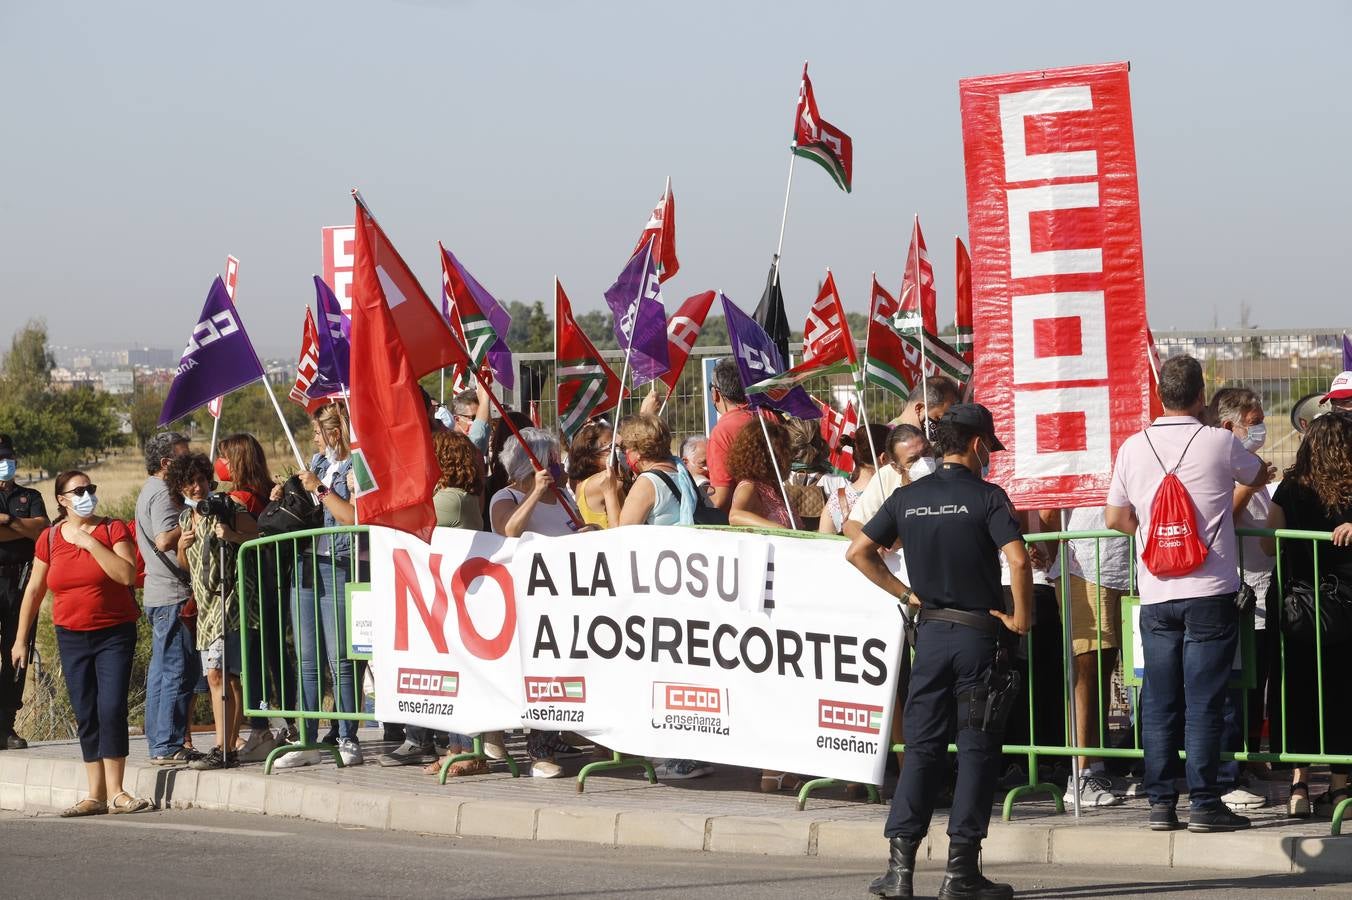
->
[556, 280, 623, 440]
[802, 271, 858, 370]
[660, 290, 716, 393]
[863, 276, 912, 398]
[819, 399, 858, 474]
[354, 198, 464, 379]
[793, 63, 853, 192]
[289, 308, 328, 413]
[529, 401, 541, 429]
[633, 177, 679, 282]
[955, 237, 973, 364]
[349, 196, 459, 540]
[897, 216, 937, 335]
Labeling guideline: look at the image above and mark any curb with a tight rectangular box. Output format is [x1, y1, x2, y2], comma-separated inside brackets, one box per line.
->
[2, 755, 1350, 875]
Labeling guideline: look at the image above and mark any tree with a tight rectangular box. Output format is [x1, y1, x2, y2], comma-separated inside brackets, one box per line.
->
[64, 386, 121, 454]
[1, 319, 55, 410]
[505, 300, 553, 353]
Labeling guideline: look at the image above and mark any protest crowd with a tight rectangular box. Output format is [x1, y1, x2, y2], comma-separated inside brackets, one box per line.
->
[4, 60, 1351, 900]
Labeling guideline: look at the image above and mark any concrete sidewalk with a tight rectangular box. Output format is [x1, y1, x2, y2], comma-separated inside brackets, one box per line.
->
[3, 734, 1351, 877]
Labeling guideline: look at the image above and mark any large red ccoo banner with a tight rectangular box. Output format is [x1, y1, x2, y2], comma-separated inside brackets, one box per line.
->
[960, 62, 1151, 509]
[322, 225, 356, 314]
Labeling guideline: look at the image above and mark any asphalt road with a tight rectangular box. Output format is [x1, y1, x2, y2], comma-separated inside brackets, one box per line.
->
[2, 809, 1349, 899]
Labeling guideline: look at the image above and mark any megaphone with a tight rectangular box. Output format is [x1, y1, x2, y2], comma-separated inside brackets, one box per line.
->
[1291, 392, 1330, 435]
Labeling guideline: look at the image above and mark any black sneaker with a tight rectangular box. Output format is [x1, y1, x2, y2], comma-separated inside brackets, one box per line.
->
[1149, 803, 1183, 831]
[189, 746, 239, 770]
[1187, 804, 1251, 833]
[4, 730, 27, 751]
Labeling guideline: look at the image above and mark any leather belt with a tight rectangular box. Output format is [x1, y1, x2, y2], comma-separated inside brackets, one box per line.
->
[918, 607, 1000, 635]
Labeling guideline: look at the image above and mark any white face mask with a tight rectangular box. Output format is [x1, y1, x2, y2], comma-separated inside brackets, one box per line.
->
[324, 445, 338, 464]
[0, 459, 15, 481]
[182, 496, 199, 509]
[1240, 423, 1267, 452]
[907, 456, 937, 482]
[70, 491, 98, 518]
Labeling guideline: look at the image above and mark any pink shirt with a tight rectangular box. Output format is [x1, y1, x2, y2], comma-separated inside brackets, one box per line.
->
[1106, 416, 1262, 604]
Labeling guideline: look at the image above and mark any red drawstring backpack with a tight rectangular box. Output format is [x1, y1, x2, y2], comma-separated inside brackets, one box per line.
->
[1140, 427, 1217, 577]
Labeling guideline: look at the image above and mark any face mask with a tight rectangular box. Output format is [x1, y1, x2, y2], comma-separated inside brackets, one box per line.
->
[324, 445, 338, 465]
[977, 442, 991, 479]
[182, 496, 199, 510]
[613, 450, 632, 474]
[0, 459, 15, 481]
[1240, 423, 1267, 452]
[70, 491, 98, 517]
[907, 456, 937, 482]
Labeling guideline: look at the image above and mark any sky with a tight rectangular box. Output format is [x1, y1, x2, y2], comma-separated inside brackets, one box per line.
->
[2, 0, 1348, 358]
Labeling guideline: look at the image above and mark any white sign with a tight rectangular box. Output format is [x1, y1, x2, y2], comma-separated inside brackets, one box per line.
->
[371, 526, 904, 784]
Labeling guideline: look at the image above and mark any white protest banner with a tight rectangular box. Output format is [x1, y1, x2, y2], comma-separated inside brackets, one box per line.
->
[371, 525, 904, 784]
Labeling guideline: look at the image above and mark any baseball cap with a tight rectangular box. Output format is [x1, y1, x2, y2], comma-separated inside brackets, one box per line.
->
[940, 404, 1006, 452]
[0, 435, 14, 459]
[1322, 371, 1352, 402]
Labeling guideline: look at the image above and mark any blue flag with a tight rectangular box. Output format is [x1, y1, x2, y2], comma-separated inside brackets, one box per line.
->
[604, 238, 670, 387]
[720, 293, 820, 420]
[310, 275, 351, 396]
[159, 277, 266, 425]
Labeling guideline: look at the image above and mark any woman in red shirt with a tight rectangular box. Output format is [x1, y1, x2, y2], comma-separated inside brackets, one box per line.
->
[11, 470, 151, 816]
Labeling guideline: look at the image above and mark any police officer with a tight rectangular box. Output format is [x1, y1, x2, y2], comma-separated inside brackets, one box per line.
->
[846, 405, 1032, 900]
[0, 435, 50, 750]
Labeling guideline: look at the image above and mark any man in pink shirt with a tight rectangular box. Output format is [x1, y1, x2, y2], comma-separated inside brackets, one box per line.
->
[1106, 355, 1273, 834]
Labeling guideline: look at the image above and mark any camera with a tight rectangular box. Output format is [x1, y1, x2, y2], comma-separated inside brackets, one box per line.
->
[198, 491, 236, 524]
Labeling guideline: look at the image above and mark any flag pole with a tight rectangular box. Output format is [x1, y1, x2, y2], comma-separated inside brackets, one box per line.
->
[757, 413, 797, 531]
[772, 62, 807, 284]
[207, 405, 221, 460]
[260, 373, 307, 470]
[913, 218, 932, 438]
[342, 386, 359, 526]
[858, 272, 881, 464]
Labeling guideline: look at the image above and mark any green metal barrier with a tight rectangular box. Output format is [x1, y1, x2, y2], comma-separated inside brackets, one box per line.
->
[236, 523, 1352, 833]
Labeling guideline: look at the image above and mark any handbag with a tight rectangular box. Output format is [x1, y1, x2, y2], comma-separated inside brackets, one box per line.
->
[1280, 573, 1352, 643]
[257, 475, 323, 536]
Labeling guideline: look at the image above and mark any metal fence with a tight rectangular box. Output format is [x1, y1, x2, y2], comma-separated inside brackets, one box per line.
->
[502, 328, 1347, 473]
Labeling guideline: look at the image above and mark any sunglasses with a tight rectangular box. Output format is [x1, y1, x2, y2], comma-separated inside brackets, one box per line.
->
[62, 484, 97, 497]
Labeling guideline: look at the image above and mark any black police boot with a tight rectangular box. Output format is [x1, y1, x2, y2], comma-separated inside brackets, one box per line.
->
[937, 842, 1013, 900]
[868, 836, 920, 898]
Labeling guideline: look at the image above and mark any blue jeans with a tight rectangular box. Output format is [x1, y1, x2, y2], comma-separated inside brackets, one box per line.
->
[143, 602, 197, 758]
[1140, 595, 1238, 810]
[293, 554, 359, 743]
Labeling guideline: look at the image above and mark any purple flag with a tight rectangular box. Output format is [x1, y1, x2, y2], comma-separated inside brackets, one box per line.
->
[440, 245, 515, 390]
[1342, 333, 1352, 372]
[159, 277, 266, 425]
[309, 275, 350, 396]
[604, 238, 670, 386]
[721, 293, 821, 420]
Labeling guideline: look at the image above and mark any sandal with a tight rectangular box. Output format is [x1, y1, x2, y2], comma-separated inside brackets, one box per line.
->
[60, 798, 108, 818]
[1289, 781, 1311, 818]
[109, 791, 153, 814]
[759, 771, 803, 793]
[445, 758, 491, 778]
[1314, 786, 1351, 819]
[423, 758, 447, 776]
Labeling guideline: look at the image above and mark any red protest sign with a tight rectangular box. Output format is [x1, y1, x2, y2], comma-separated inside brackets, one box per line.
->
[960, 62, 1152, 509]
[322, 225, 356, 314]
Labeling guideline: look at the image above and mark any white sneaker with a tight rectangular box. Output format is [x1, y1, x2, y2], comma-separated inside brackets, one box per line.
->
[1223, 785, 1267, 810]
[530, 757, 563, 778]
[271, 749, 322, 769]
[337, 738, 363, 766]
[482, 731, 507, 760]
[236, 729, 280, 763]
[1064, 771, 1123, 808]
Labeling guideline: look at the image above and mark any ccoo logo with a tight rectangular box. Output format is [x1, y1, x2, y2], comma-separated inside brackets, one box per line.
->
[397, 668, 459, 697]
[524, 676, 587, 704]
[818, 699, 884, 734]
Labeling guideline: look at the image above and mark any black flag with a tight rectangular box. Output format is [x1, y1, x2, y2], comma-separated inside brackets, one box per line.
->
[753, 260, 791, 365]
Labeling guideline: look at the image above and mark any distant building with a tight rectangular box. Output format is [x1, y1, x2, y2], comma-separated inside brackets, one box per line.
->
[102, 369, 135, 395]
[127, 347, 179, 368]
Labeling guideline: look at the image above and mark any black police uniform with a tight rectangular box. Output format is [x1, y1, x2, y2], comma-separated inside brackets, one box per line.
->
[0, 481, 47, 735]
[862, 461, 1023, 846]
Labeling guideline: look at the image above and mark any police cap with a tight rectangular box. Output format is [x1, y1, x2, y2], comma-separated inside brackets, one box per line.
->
[940, 404, 1006, 452]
